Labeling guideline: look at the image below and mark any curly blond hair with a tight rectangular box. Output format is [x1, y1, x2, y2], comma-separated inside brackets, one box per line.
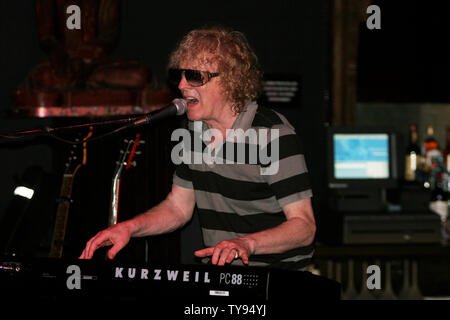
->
[168, 25, 263, 114]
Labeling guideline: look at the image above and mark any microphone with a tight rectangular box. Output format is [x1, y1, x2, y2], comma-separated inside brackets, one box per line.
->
[132, 98, 187, 127]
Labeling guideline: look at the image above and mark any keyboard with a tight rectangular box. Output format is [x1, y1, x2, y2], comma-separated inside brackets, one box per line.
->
[1, 257, 340, 302]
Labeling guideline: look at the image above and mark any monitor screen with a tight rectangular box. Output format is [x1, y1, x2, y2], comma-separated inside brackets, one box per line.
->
[326, 127, 399, 190]
[333, 133, 390, 179]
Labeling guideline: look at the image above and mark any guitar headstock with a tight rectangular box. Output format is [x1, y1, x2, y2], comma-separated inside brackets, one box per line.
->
[114, 133, 145, 175]
[64, 141, 83, 175]
[63, 128, 93, 176]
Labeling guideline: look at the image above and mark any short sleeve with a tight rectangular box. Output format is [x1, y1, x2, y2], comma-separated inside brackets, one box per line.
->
[262, 131, 313, 208]
[173, 163, 194, 189]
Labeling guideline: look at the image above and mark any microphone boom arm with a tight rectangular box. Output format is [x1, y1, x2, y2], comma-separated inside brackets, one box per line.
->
[1, 99, 187, 144]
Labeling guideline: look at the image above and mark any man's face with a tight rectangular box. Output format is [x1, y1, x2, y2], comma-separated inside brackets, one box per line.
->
[178, 54, 229, 123]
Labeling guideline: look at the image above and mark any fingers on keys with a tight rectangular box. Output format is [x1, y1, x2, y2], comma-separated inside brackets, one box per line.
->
[194, 245, 248, 266]
[79, 231, 112, 259]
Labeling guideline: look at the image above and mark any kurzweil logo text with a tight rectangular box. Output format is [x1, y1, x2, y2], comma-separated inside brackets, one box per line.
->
[114, 267, 210, 283]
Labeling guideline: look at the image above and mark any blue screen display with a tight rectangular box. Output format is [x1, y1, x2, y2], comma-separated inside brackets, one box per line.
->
[334, 134, 390, 179]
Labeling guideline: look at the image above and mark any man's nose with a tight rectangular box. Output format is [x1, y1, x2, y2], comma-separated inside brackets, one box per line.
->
[178, 73, 190, 90]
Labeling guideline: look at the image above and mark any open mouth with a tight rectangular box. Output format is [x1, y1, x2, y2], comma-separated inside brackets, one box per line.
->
[185, 97, 199, 106]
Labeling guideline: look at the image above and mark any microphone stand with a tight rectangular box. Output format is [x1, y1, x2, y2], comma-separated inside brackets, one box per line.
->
[1, 98, 186, 142]
[0, 113, 150, 142]
[0, 100, 189, 262]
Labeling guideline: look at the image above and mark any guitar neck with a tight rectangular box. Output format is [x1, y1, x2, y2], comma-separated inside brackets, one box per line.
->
[107, 135, 142, 227]
[108, 175, 122, 227]
[49, 174, 74, 258]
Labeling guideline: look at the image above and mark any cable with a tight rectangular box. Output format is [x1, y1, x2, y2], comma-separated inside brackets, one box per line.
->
[45, 123, 136, 145]
[1, 122, 138, 145]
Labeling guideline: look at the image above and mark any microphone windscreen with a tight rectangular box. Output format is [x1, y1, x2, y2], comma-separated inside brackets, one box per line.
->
[173, 98, 187, 115]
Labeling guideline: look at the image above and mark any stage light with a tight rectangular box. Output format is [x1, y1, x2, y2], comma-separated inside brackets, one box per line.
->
[13, 186, 35, 200]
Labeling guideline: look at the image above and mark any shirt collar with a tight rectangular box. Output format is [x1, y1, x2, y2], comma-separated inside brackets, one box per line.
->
[230, 100, 258, 131]
[189, 100, 258, 134]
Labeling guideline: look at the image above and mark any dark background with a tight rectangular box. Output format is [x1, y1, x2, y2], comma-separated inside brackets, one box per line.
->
[357, 0, 450, 102]
[0, 0, 329, 262]
[0, 1, 449, 263]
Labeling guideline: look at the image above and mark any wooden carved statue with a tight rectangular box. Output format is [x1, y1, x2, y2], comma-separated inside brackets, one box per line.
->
[14, 0, 160, 111]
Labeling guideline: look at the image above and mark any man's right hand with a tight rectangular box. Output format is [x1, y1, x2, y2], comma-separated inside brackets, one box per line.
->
[79, 184, 195, 260]
[79, 222, 132, 260]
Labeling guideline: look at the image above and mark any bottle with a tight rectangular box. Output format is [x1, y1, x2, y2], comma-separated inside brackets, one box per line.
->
[443, 170, 450, 242]
[443, 126, 450, 173]
[405, 123, 421, 181]
[419, 125, 442, 186]
[423, 125, 439, 152]
[429, 166, 447, 218]
[429, 163, 449, 245]
[423, 125, 441, 169]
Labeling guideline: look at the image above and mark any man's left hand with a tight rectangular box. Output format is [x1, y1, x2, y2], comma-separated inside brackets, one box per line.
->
[194, 238, 254, 266]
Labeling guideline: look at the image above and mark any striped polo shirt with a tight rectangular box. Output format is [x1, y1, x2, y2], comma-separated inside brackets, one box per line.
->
[172, 100, 314, 270]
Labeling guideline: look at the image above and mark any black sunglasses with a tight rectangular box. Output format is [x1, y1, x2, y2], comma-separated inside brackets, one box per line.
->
[168, 69, 220, 87]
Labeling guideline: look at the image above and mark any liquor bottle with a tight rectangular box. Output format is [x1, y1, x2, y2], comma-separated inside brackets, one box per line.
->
[423, 125, 442, 169]
[429, 164, 449, 244]
[423, 125, 439, 153]
[405, 123, 421, 181]
[429, 167, 447, 218]
[443, 126, 450, 173]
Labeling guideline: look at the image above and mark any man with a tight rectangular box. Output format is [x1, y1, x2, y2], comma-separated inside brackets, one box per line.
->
[80, 26, 316, 270]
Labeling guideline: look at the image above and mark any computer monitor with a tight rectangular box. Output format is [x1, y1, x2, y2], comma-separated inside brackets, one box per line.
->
[326, 126, 400, 212]
[327, 126, 399, 189]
